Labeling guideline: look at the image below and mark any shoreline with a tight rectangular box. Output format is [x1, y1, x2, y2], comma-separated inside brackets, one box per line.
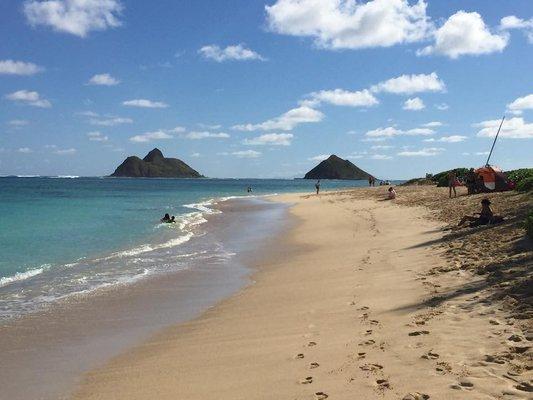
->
[71, 188, 531, 399]
[0, 196, 294, 400]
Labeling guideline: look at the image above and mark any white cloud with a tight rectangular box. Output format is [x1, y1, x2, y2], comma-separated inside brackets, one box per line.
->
[199, 44, 265, 62]
[8, 119, 30, 127]
[424, 135, 467, 143]
[507, 94, 533, 114]
[474, 117, 533, 139]
[190, 152, 201, 158]
[307, 89, 378, 108]
[232, 150, 261, 158]
[308, 154, 330, 162]
[365, 126, 433, 137]
[88, 73, 120, 86]
[18, 147, 33, 153]
[23, 0, 123, 38]
[233, 106, 324, 131]
[130, 130, 173, 143]
[371, 72, 445, 95]
[418, 11, 508, 58]
[89, 116, 132, 126]
[0, 60, 43, 75]
[435, 103, 449, 110]
[475, 151, 490, 155]
[5, 90, 51, 108]
[87, 131, 108, 142]
[197, 123, 222, 130]
[422, 121, 443, 127]
[403, 97, 425, 110]
[398, 147, 444, 156]
[54, 148, 76, 155]
[244, 133, 293, 146]
[500, 16, 533, 43]
[371, 145, 393, 150]
[184, 131, 230, 139]
[168, 126, 186, 133]
[123, 99, 168, 108]
[370, 154, 392, 160]
[265, 0, 433, 50]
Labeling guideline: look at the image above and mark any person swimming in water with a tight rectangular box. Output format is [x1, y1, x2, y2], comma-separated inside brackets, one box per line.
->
[161, 213, 170, 223]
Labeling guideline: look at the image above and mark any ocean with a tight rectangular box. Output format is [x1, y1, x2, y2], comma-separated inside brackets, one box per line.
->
[0, 177, 371, 321]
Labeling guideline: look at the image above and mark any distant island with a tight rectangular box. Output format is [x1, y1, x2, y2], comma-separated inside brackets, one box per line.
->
[304, 154, 373, 180]
[110, 148, 203, 178]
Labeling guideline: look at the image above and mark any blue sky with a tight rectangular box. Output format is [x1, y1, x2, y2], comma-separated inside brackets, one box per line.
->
[0, 0, 532, 179]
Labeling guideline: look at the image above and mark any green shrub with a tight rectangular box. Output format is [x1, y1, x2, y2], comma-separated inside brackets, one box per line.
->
[526, 210, 533, 239]
[516, 176, 533, 192]
[507, 168, 533, 185]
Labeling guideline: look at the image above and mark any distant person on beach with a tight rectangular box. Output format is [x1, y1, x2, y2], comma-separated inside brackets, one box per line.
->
[368, 176, 372, 187]
[161, 213, 170, 223]
[448, 170, 457, 198]
[247, 186, 253, 193]
[465, 168, 477, 195]
[387, 186, 396, 200]
[315, 180, 321, 195]
[458, 198, 503, 227]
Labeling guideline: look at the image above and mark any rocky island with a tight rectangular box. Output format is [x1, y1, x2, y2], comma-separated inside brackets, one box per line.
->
[304, 154, 372, 180]
[110, 148, 203, 178]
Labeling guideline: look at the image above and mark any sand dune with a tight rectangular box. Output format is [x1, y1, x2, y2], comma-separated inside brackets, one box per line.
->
[72, 188, 532, 399]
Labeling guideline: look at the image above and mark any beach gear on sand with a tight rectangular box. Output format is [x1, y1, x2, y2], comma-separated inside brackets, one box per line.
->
[474, 165, 511, 192]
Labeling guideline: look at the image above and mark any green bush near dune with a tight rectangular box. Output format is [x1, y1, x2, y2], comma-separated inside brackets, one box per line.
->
[507, 169, 533, 192]
[434, 168, 469, 187]
[526, 210, 533, 239]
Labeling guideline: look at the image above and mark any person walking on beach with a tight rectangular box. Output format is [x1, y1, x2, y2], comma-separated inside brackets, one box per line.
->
[448, 170, 457, 198]
[315, 180, 321, 195]
[368, 176, 372, 187]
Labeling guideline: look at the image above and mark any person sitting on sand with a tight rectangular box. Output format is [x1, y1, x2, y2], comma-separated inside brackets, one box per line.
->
[161, 213, 170, 223]
[387, 186, 396, 200]
[458, 198, 503, 227]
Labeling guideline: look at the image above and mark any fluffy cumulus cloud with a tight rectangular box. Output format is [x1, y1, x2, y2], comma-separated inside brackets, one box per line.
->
[500, 16, 533, 43]
[308, 154, 330, 162]
[184, 131, 230, 139]
[54, 148, 77, 155]
[398, 147, 444, 156]
[418, 11, 508, 58]
[265, 0, 433, 50]
[122, 99, 168, 108]
[507, 94, 533, 115]
[5, 90, 51, 108]
[307, 89, 378, 108]
[87, 131, 108, 141]
[88, 73, 120, 86]
[365, 126, 433, 138]
[0, 60, 43, 75]
[244, 133, 293, 146]
[233, 106, 324, 131]
[23, 0, 123, 38]
[474, 117, 533, 139]
[231, 150, 261, 158]
[371, 72, 445, 95]
[199, 44, 265, 62]
[370, 154, 392, 160]
[403, 97, 425, 110]
[422, 121, 443, 127]
[130, 130, 173, 143]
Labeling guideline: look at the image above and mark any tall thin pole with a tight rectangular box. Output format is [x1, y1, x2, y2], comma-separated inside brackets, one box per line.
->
[486, 115, 505, 166]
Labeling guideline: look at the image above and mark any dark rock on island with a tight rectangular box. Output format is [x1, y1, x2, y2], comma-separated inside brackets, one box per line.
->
[110, 148, 203, 178]
[304, 155, 372, 180]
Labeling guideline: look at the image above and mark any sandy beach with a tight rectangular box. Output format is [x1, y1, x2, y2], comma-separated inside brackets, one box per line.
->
[71, 187, 532, 400]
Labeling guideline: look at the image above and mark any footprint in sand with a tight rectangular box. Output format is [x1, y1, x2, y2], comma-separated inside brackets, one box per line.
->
[358, 306, 369, 311]
[451, 381, 474, 390]
[364, 329, 373, 336]
[402, 393, 430, 400]
[376, 379, 391, 389]
[300, 376, 313, 384]
[421, 351, 439, 360]
[515, 382, 533, 392]
[409, 330, 430, 336]
[357, 352, 366, 359]
[295, 353, 305, 359]
[360, 363, 383, 372]
[359, 339, 376, 346]
[310, 362, 320, 369]
[370, 320, 380, 325]
[315, 392, 329, 399]
[435, 362, 451, 375]
[308, 341, 317, 347]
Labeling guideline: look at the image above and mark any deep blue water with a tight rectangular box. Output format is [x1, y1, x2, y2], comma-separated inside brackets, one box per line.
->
[0, 177, 377, 319]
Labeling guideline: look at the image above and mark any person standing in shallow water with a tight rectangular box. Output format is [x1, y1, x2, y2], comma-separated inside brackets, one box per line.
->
[448, 170, 457, 198]
[315, 180, 321, 195]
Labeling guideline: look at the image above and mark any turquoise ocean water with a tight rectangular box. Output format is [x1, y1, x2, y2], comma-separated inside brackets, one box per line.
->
[0, 177, 378, 320]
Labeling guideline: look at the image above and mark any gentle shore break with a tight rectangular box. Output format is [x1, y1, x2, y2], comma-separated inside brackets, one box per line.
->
[73, 187, 532, 400]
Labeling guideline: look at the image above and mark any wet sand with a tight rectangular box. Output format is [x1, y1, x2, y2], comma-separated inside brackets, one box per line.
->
[71, 189, 532, 399]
